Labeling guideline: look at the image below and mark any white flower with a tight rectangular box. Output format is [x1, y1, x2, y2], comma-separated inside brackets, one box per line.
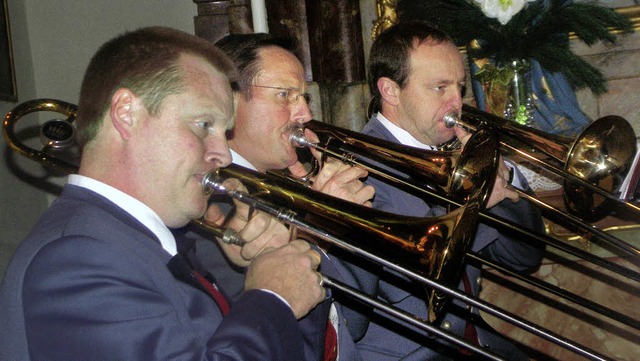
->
[473, 0, 537, 25]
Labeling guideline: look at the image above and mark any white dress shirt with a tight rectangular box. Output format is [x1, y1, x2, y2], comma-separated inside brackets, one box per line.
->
[67, 174, 178, 256]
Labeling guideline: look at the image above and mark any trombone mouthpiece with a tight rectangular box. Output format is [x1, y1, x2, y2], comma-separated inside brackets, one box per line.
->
[201, 170, 227, 196]
[289, 126, 315, 148]
[443, 112, 459, 128]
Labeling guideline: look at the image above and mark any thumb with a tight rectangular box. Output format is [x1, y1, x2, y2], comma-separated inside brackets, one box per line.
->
[288, 161, 310, 178]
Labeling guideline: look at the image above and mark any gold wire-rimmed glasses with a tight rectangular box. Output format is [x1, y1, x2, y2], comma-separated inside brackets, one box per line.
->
[250, 85, 311, 107]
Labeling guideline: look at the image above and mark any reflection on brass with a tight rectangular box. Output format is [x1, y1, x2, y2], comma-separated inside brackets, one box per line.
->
[372, 0, 398, 39]
[546, 220, 640, 254]
[447, 104, 637, 220]
[544, 219, 591, 252]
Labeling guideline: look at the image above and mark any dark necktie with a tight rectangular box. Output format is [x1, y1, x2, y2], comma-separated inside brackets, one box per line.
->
[167, 253, 230, 316]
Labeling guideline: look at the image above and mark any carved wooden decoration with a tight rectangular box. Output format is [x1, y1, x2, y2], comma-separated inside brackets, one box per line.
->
[372, 0, 398, 40]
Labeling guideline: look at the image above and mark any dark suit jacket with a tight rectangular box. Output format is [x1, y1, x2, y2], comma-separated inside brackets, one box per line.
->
[0, 184, 305, 361]
[342, 115, 546, 360]
[180, 194, 364, 361]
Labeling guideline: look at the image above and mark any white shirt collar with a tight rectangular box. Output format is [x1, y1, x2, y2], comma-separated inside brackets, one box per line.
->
[376, 113, 436, 150]
[376, 113, 523, 189]
[230, 149, 257, 170]
[67, 174, 178, 256]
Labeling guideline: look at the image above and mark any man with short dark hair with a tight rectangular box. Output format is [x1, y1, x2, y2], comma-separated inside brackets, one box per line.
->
[348, 20, 546, 360]
[184, 33, 375, 361]
[0, 26, 325, 361]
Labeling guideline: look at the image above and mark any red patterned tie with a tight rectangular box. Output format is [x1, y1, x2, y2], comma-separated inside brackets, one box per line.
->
[323, 318, 338, 361]
[192, 270, 230, 316]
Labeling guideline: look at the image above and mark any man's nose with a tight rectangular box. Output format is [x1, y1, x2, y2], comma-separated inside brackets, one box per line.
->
[205, 136, 232, 169]
[292, 100, 313, 124]
[448, 90, 463, 110]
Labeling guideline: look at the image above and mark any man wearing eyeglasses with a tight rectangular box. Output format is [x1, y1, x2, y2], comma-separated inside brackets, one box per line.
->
[175, 33, 374, 361]
[220, 34, 373, 203]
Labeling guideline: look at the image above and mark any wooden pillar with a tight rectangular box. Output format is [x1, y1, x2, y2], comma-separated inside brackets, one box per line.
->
[192, 0, 253, 44]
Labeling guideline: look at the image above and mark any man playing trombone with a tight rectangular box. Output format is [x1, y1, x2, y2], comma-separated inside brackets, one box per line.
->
[0, 27, 327, 361]
[177, 33, 375, 361]
[348, 21, 547, 360]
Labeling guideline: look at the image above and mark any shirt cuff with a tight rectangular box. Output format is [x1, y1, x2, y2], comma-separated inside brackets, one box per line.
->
[504, 159, 524, 190]
[259, 289, 292, 310]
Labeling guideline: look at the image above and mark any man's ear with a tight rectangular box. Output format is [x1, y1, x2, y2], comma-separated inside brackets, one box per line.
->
[377, 77, 400, 107]
[110, 88, 137, 140]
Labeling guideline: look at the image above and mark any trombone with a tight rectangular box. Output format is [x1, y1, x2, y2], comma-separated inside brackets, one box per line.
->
[3, 99, 635, 360]
[299, 116, 640, 262]
[290, 114, 640, 358]
[444, 103, 640, 220]
[201, 164, 614, 361]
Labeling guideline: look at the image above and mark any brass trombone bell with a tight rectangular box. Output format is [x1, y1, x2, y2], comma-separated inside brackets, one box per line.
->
[444, 104, 638, 220]
[203, 163, 493, 322]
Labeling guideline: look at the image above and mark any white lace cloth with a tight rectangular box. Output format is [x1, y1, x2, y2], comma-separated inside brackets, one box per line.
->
[516, 162, 562, 191]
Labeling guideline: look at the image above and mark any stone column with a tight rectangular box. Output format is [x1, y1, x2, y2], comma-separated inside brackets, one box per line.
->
[192, 0, 252, 44]
[307, 0, 368, 131]
[265, 0, 367, 130]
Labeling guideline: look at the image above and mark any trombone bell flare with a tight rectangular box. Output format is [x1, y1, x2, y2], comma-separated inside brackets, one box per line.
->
[564, 115, 637, 219]
[447, 104, 637, 220]
[205, 163, 494, 322]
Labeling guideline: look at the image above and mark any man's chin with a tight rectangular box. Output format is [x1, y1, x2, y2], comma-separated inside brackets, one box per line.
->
[187, 206, 207, 225]
[279, 148, 299, 170]
[189, 190, 210, 216]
